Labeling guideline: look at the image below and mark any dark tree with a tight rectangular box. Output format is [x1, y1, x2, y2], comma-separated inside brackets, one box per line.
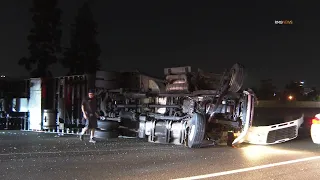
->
[257, 79, 277, 100]
[283, 81, 304, 100]
[61, 1, 101, 75]
[307, 87, 318, 101]
[19, 0, 62, 78]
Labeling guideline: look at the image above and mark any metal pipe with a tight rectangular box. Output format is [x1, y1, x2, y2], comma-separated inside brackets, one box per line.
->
[141, 114, 184, 121]
[71, 77, 75, 122]
[116, 104, 180, 108]
[123, 92, 218, 98]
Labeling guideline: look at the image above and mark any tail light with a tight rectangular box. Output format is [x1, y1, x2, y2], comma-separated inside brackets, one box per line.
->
[312, 115, 320, 124]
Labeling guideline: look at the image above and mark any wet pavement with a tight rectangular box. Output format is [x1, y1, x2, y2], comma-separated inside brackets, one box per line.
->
[0, 130, 320, 180]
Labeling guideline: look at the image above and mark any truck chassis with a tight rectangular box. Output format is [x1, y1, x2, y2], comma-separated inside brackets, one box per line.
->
[97, 63, 255, 148]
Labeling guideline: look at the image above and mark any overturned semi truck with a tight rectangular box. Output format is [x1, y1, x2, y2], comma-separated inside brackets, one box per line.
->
[96, 63, 255, 148]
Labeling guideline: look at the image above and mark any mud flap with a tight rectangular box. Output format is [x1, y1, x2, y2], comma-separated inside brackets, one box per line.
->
[232, 90, 254, 145]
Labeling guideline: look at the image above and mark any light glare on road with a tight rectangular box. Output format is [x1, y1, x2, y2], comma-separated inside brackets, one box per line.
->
[241, 145, 303, 161]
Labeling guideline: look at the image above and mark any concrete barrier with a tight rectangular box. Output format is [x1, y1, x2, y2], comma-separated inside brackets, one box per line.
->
[256, 100, 320, 108]
[253, 101, 320, 126]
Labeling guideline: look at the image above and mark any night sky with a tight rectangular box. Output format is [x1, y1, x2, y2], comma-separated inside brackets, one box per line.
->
[1, 0, 320, 88]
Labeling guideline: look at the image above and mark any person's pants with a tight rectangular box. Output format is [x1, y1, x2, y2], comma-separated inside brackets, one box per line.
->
[82, 117, 97, 139]
[85, 117, 98, 129]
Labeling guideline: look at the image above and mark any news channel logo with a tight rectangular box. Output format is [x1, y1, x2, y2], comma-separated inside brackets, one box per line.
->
[274, 20, 293, 25]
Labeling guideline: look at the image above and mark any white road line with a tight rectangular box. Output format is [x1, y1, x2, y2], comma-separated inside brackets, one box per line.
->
[172, 156, 320, 180]
[0, 149, 119, 156]
[0, 147, 173, 156]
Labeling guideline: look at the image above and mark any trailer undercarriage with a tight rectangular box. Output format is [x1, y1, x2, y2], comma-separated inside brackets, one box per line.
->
[97, 64, 256, 148]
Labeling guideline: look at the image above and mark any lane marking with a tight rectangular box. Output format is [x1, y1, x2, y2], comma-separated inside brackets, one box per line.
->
[172, 156, 320, 180]
[0, 147, 173, 156]
[0, 149, 121, 156]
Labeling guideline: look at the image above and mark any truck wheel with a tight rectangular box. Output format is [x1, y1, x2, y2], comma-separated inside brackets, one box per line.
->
[118, 127, 138, 137]
[97, 120, 119, 131]
[95, 129, 119, 139]
[187, 113, 206, 148]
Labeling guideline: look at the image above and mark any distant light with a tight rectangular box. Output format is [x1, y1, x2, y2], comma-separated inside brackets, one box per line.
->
[0, 75, 5, 78]
[288, 95, 293, 100]
[300, 81, 304, 84]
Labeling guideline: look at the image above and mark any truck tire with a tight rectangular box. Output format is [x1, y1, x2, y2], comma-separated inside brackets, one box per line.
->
[119, 127, 138, 137]
[97, 120, 119, 131]
[187, 113, 206, 148]
[95, 129, 119, 139]
[228, 63, 244, 93]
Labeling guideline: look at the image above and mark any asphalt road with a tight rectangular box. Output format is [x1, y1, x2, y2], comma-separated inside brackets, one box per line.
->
[1, 130, 320, 180]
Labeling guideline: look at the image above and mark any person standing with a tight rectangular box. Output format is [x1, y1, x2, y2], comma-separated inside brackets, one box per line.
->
[79, 89, 100, 143]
